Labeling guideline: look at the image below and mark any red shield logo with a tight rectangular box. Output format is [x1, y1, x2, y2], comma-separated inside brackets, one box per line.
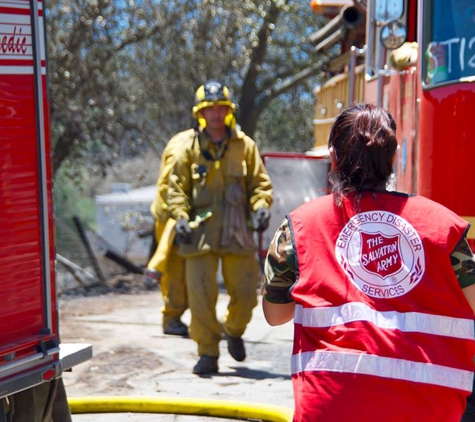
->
[360, 232, 403, 278]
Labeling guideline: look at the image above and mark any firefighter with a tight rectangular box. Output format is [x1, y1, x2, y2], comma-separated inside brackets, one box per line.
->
[144, 135, 190, 337]
[167, 80, 273, 374]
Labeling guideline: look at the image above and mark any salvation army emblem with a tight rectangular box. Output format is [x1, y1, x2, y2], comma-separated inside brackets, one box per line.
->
[335, 211, 425, 298]
[360, 232, 403, 278]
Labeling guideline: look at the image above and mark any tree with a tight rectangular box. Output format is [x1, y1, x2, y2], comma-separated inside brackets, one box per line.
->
[45, 0, 329, 178]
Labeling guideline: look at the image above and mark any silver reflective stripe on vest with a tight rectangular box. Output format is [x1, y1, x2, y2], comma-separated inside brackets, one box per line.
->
[294, 303, 475, 340]
[291, 350, 474, 392]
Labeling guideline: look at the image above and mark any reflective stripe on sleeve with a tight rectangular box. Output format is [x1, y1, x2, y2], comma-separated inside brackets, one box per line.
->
[294, 303, 475, 340]
[291, 350, 474, 392]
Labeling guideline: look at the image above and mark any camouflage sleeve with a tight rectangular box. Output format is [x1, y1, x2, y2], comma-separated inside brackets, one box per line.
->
[451, 236, 475, 289]
[261, 218, 297, 304]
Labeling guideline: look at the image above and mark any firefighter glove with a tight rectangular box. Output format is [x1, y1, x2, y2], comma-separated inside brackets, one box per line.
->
[175, 218, 192, 244]
[255, 207, 270, 232]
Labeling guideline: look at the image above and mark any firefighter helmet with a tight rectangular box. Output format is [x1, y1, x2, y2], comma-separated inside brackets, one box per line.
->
[192, 80, 236, 129]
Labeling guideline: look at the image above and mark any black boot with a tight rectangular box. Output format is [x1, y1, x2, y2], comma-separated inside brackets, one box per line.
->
[192, 355, 219, 375]
[163, 319, 188, 336]
[225, 333, 246, 362]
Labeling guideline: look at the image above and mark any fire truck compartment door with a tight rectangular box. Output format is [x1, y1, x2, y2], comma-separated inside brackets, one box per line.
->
[0, 0, 58, 390]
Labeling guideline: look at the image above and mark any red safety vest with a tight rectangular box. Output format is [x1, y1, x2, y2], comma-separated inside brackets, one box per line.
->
[288, 191, 475, 422]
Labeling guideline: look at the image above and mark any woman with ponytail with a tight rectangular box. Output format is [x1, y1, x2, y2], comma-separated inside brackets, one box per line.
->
[261, 103, 475, 422]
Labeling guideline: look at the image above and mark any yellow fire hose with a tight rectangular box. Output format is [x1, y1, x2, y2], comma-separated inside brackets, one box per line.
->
[68, 396, 294, 421]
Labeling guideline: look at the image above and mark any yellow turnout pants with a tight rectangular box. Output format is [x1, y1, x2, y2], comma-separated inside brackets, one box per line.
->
[148, 219, 187, 327]
[160, 245, 187, 327]
[186, 251, 259, 357]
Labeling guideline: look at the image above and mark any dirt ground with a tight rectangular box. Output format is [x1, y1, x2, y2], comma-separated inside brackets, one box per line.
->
[58, 277, 295, 421]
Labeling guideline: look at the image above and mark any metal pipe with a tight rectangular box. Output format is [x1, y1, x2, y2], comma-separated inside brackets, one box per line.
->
[0, 349, 58, 375]
[349, 46, 366, 104]
[309, 5, 364, 53]
[364, 0, 375, 78]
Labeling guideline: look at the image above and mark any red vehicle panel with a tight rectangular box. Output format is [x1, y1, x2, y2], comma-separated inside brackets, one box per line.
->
[0, 0, 61, 396]
[418, 85, 475, 214]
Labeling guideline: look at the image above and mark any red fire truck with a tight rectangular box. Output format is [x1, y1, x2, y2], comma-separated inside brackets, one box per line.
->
[311, 0, 475, 248]
[0, 0, 91, 411]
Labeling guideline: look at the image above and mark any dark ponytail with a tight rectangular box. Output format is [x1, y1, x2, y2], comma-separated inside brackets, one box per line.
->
[328, 103, 397, 203]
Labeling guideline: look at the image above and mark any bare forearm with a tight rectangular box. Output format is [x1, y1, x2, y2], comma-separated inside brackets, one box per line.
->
[262, 298, 295, 326]
[462, 284, 475, 315]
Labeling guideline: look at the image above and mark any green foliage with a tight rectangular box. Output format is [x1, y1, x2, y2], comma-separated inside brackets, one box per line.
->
[54, 167, 97, 264]
[255, 83, 317, 153]
[54, 168, 97, 227]
[45, 0, 329, 179]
